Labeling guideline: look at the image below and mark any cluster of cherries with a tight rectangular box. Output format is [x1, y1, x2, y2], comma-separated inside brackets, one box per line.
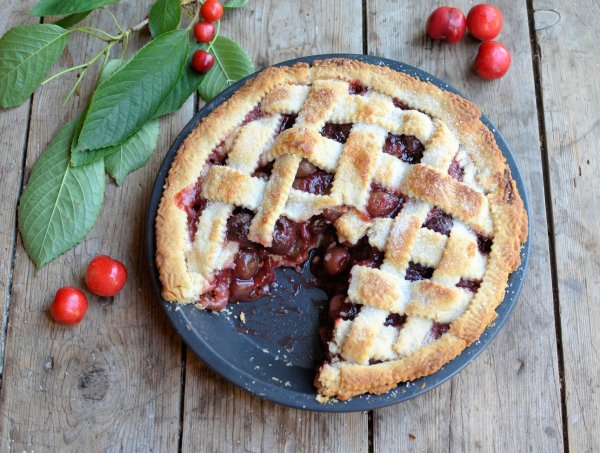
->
[426, 4, 511, 79]
[50, 256, 127, 325]
[190, 0, 225, 73]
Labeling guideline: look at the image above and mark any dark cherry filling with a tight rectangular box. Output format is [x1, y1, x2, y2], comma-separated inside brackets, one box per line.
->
[423, 208, 454, 236]
[477, 235, 493, 255]
[366, 184, 405, 219]
[384, 313, 407, 328]
[208, 141, 228, 165]
[252, 161, 274, 180]
[277, 113, 297, 134]
[392, 98, 410, 110]
[321, 122, 352, 143]
[405, 261, 434, 281]
[292, 159, 333, 195]
[311, 236, 383, 297]
[175, 178, 207, 241]
[348, 79, 368, 95]
[242, 105, 265, 125]
[456, 278, 481, 293]
[383, 133, 425, 164]
[448, 158, 464, 181]
[328, 295, 361, 321]
[226, 208, 254, 247]
[430, 322, 450, 340]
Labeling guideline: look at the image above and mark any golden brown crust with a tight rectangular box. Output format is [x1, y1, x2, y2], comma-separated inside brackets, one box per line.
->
[155, 58, 528, 401]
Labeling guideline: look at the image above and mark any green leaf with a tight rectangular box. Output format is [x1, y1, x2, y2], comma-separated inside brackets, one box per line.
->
[0, 24, 68, 108]
[54, 11, 92, 28]
[18, 121, 105, 268]
[75, 30, 188, 151]
[149, 0, 181, 37]
[155, 43, 205, 117]
[105, 119, 160, 185]
[198, 36, 253, 101]
[70, 59, 126, 166]
[224, 0, 249, 9]
[32, 0, 119, 16]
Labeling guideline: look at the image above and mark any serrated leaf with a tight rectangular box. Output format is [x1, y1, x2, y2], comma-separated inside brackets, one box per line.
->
[54, 11, 92, 28]
[75, 30, 188, 151]
[32, 0, 119, 16]
[155, 43, 205, 117]
[0, 24, 68, 108]
[198, 36, 253, 101]
[18, 121, 105, 268]
[105, 119, 160, 185]
[149, 0, 181, 37]
[224, 0, 249, 9]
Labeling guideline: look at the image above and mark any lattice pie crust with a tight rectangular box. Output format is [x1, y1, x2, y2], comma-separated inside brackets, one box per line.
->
[156, 59, 528, 401]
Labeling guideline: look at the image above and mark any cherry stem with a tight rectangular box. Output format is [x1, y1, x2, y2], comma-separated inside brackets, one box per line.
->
[206, 19, 221, 53]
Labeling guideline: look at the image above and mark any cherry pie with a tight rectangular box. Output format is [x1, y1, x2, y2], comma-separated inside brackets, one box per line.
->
[156, 59, 527, 401]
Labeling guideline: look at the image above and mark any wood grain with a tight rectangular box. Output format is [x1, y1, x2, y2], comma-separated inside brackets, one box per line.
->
[533, 0, 600, 450]
[367, 0, 563, 450]
[180, 1, 368, 452]
[0, 1, 189, 450]
[0, 0, 38, 374]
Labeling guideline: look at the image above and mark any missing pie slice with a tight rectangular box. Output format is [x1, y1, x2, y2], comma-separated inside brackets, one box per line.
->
[155, 58, 528, 401]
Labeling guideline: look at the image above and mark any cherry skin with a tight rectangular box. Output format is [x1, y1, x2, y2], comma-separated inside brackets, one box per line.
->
[50, 286, 88, 325]
[85, 255, 128, 297]
[323, 245, 350, 275]
[467, 4, 503, 41]
[201, 0, 224, 22]
[193, 21, 216, 43]
[473, 40, 511, 79]
[426, 6, 467, 44]
[191, 49, 215, 73]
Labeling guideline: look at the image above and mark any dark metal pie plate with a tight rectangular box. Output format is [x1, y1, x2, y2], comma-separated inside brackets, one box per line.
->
[146, 54, 530, 412]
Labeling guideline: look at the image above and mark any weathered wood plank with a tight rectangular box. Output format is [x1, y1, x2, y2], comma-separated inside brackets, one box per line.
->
[368, 0, 563, 450]
[533, 0, 600, 450]
[180, 1, 367, 452]
[0, 0, 38, 374]
[0, 1, 188, 450]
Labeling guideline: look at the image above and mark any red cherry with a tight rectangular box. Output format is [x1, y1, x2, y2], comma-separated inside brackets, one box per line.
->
[50, 286, 88, 325]
[191, 49, 215, 73]
[473, 40, 511, 79]
[193, 21, 216, 43]
[467, 4, 504, 41]
[200, 0, 224, 22]
[85, 255, 128, 297]
[426, 6, 467, 44]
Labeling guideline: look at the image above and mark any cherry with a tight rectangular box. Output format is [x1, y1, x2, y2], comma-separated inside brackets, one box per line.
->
[296, 159, 318, 178]
[426, 6, 467, 44]
[85, 255, 127, 297]
[227, 209, 253, 247]
[50, 286, 88, 325]
[473, 40, 511, 79]
[200, 0, 224, 22]
[270, 217, 297, 255]
[193, 21, 216, 43]
[191, 49, 215, 73]
[366, 189, 403, 218]
[229, 278, 255, 302]
[234, 249, 260, 280]
[328, 294, 347, 320]
[323, 245, 350, 275]
[467, 4, 503, 41]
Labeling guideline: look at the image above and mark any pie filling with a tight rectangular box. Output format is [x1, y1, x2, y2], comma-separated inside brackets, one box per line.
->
[174, 108, 493, 363]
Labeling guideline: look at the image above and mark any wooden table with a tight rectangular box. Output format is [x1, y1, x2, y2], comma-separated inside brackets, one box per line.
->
[0, 0, 597, 451]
